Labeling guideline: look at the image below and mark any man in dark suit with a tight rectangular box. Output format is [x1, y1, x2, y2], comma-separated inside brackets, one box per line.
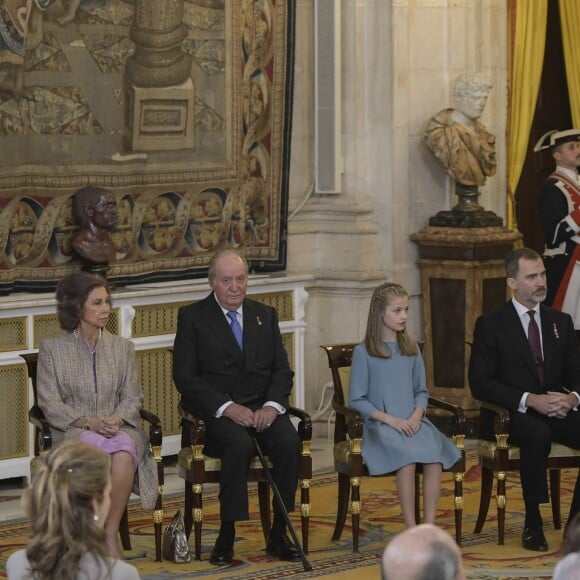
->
[172, 248, 301, 565]
[469, 247, 580, 552]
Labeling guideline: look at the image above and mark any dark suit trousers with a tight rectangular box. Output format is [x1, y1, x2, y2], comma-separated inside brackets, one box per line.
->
[203, 414, 301, 522]
[509, 409, 580, 518]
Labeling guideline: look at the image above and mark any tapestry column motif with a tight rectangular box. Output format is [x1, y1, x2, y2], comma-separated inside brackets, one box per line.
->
[124, 0, 195, 151]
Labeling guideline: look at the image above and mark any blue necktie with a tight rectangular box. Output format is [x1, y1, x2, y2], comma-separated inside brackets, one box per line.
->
[227, 311, 243, 350]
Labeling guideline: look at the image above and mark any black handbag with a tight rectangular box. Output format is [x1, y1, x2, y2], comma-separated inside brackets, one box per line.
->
[162, 510, 192, 563]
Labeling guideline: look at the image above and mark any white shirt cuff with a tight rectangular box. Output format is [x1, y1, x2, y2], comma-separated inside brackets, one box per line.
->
[215, 400, 233, 418]
[518, 392, 529, 413]
[571, 391, 580, 411]
[264, 401, 286, 414]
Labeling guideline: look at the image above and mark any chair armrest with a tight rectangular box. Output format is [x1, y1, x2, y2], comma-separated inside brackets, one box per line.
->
[288, 406, 312, 442]
[478, 400, 511, 436]
[140, 408, 161, 426]
[332, 401, 364, 440]
[140, 408, 163, 447]
[29, 405, 52, 452]
[288, 405, 310, 422]
[178, 402, 206, 447]
[427, 396, 466, 436]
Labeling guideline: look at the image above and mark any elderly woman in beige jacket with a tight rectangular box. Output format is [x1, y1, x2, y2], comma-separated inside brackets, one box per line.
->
[37, 271, 158, 558]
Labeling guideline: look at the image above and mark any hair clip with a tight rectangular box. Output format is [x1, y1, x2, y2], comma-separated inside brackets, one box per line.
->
[256, 316, 262, 326]
[553, 323, 560, 340]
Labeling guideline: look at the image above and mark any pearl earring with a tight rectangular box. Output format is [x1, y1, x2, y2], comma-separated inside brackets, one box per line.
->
[93, 514, 99, 522]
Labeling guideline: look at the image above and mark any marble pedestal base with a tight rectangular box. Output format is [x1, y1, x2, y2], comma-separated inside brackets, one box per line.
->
[410, 226, 523, 419]
[429, 209, 503, 228]
[124, 78, 195, 151]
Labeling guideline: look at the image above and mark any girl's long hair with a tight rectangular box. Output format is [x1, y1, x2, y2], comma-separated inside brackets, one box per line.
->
[24, 441, 112, 580]
[364, 282, 417, 358]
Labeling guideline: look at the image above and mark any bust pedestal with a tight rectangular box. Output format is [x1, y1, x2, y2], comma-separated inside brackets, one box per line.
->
[429, 185, 503, 227]
[410, 226, 522, 423]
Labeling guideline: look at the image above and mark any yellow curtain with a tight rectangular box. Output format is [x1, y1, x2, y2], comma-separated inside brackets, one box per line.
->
[506, 0, 547, 230]
[559, 0, 580, 126]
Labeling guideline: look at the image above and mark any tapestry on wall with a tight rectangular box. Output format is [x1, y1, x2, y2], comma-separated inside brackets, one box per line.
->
[0, 0, 294, 292]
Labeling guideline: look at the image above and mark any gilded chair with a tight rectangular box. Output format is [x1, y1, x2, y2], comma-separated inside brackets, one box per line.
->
[21, 352, 165, 562]
[321, 343, 466, 551]
[474, 399, 580, 544]
[177, 402, 313, 561]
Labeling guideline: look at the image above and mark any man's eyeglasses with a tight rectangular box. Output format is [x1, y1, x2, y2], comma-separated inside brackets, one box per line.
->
[217, 275, 248, 288]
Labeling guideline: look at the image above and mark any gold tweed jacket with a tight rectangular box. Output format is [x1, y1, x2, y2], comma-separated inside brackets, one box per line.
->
[37, 330, 158, 509]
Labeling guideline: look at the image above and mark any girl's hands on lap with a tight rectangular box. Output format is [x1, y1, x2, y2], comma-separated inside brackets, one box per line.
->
[385, 416, 417, 437]
[407, 414, 421, 433]
[372, 411, 418, 436]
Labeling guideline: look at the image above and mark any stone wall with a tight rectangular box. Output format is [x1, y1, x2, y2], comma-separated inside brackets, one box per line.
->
[286, 0, 508, 430]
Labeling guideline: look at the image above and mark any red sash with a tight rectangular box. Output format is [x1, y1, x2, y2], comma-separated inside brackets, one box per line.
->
[550, 171, 580, 310]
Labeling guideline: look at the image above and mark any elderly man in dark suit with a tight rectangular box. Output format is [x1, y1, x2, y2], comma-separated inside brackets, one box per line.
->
[469, 247, 580, 552]
[172, 248, 301, 566]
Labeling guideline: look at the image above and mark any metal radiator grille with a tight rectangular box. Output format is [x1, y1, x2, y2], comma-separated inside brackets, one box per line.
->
[132, 302, 190, 338]
[33, 310, 120, 348]
[135, 348, 181, 436]
[0, 317, 26, 351]
[282, 332, 296, 406]
[252, 291, 293, 321]
[0, 364, 28, 458]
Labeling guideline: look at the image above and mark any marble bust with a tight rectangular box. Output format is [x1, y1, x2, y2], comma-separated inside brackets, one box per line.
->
[424, 73, 497, 187]
[71, 186, 118, 264]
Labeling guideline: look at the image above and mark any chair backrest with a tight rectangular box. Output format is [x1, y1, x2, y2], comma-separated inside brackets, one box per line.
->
[20, 353, 39, 404]
[321, 343, 357, 444]
[321, 343, 356, 406]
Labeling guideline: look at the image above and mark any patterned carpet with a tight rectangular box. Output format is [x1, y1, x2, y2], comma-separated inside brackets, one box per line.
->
[0, 451, 570, 579]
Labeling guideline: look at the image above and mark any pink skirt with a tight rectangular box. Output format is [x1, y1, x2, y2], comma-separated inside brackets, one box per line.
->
[79, 430, 138, 471]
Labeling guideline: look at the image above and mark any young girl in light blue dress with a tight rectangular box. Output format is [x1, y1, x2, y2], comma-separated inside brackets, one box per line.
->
[349, 282, 460, 528]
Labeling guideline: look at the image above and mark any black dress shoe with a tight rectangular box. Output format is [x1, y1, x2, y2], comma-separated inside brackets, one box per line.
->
[209, 538, 234, 566]
[522, 526, 548, 552]
[266, 533, 301, 561]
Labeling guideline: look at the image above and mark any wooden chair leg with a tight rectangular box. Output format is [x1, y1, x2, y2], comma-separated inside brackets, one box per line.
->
[193, 483, 203, 561]
[414, 472, 421, 523]
[153, 492, 163, 562]
[474, 465, 493, 534]
[454, 472, 463, 546]
[550, 469, 562, 529]
[184, 483, 193, 539]
[497, 471, 506, 545]
[119, 507, 131, 551]
[154, 461, 164, 561]
[351, 477, 361, 552]
[300, 477, 311, 554]
[258, 481, 271, 544]
[332, 472, 350, 541]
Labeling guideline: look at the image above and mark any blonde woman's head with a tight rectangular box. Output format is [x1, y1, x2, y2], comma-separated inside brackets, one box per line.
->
[24, 441, 112, 580]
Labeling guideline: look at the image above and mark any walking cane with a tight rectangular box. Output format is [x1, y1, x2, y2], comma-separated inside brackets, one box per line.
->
[249, 430, 313, 572]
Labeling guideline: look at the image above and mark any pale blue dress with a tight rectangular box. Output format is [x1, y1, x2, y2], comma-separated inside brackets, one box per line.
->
[348, 341, 460, 475]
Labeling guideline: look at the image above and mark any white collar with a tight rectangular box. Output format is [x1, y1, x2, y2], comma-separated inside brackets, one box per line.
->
[213, 292, 243, 317]
[511, 297, 540, 319]
[555, 165, 580, 183]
